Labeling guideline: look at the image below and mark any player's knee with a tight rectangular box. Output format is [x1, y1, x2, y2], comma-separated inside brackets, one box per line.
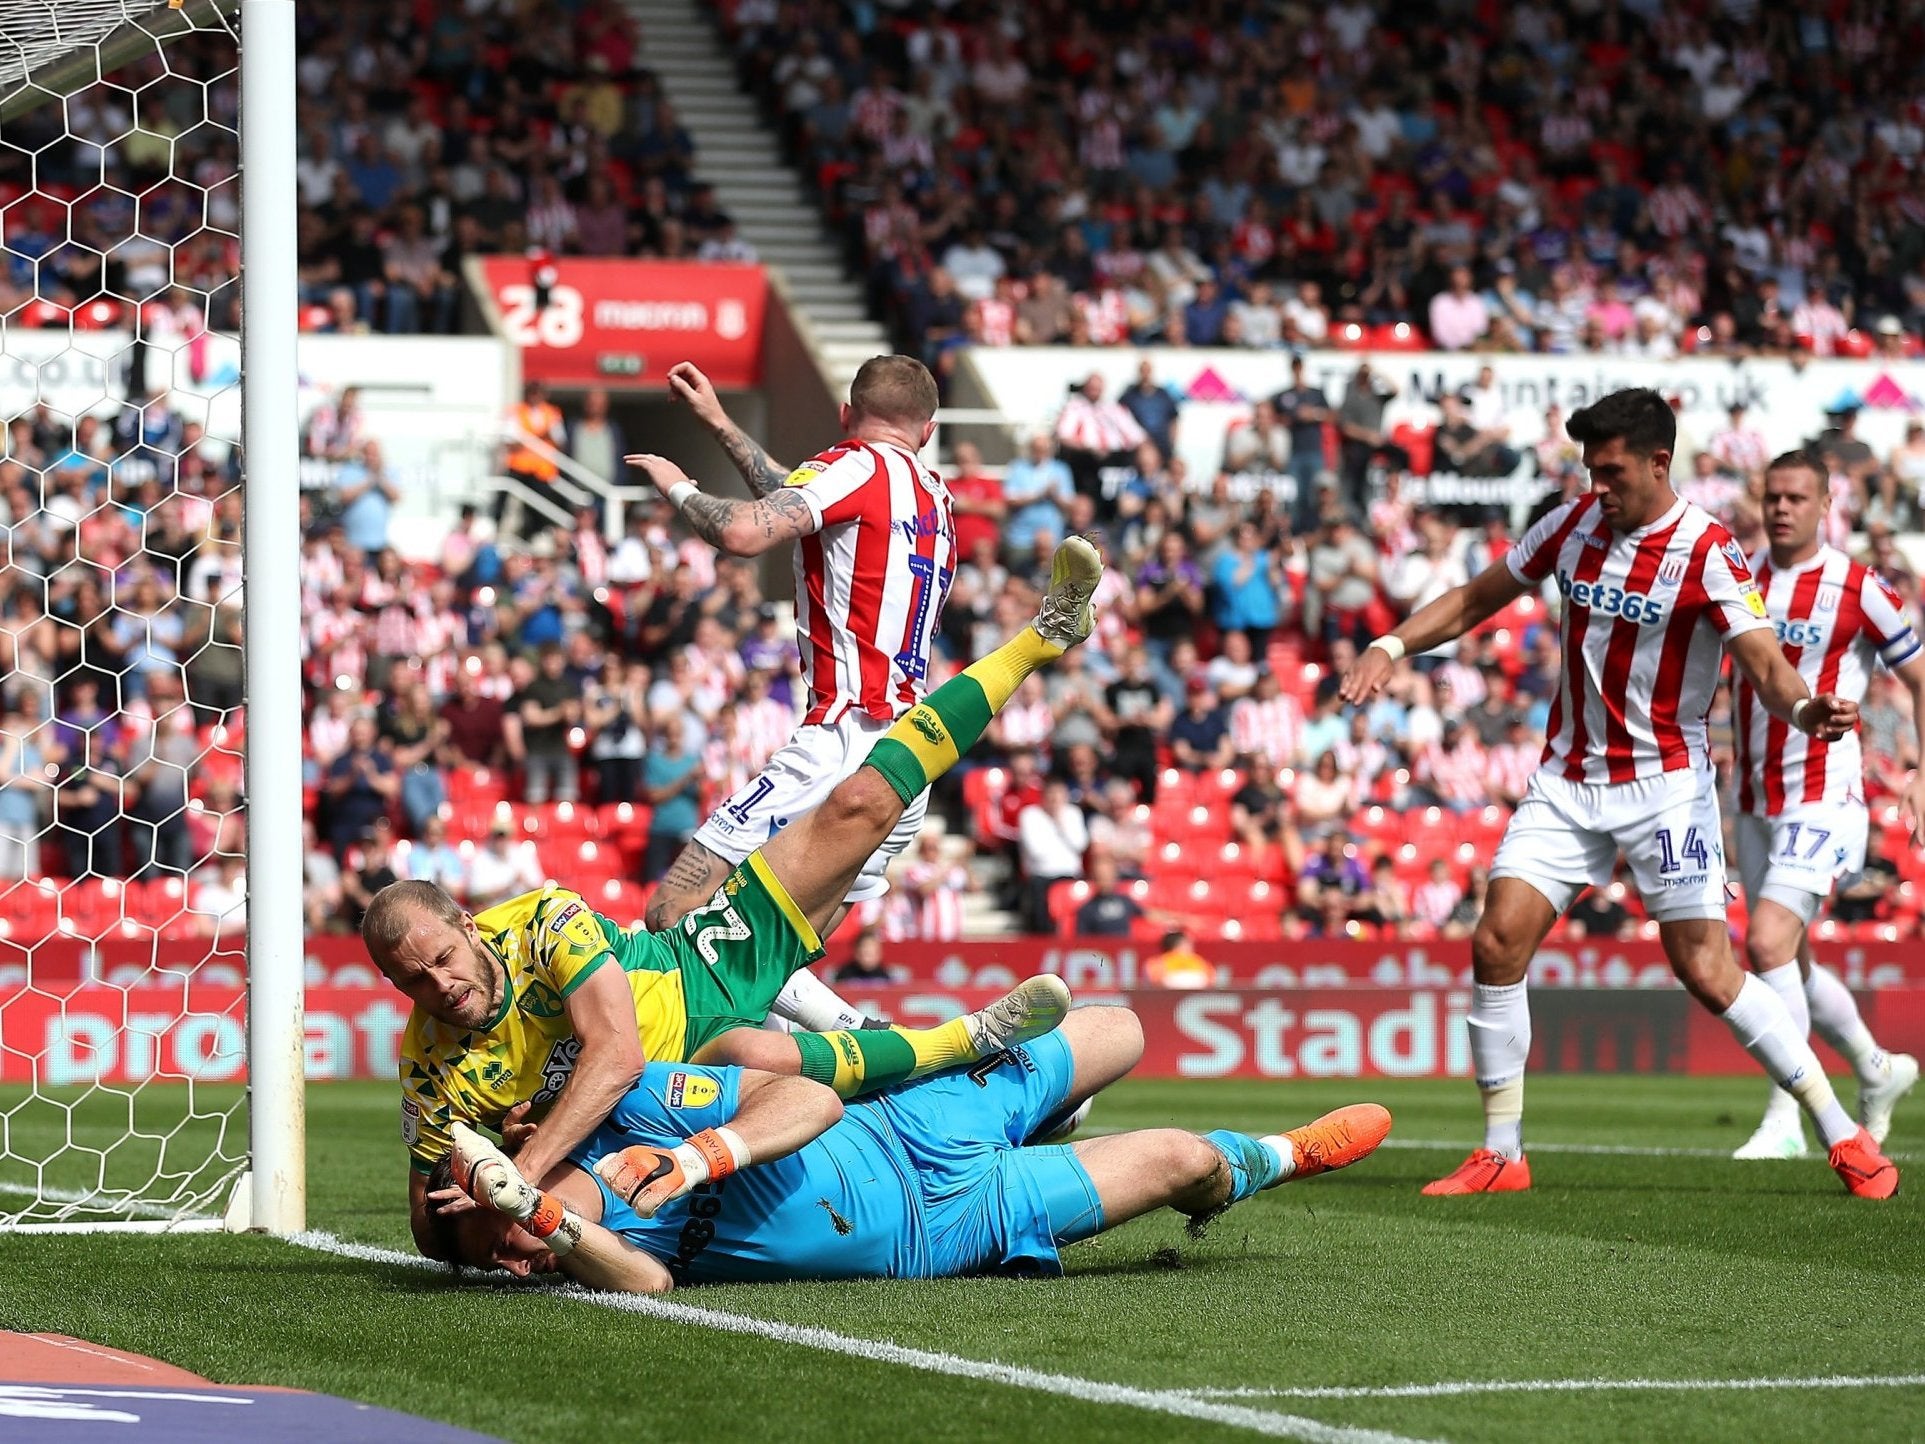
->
[692, 1029, 801, 1075]
[1173, 1131, 1228, 1192]
[823, 769, 902, 836]
[1470, 916, 1532, 982]
[1744, 928, 1787, 976]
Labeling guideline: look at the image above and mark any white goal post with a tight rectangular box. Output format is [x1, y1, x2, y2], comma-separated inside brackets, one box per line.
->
[0, 0, 303, 1233]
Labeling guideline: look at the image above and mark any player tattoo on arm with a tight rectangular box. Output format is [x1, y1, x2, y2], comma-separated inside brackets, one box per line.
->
[715, 425, 790, 499]
[677, 489, 815, 555]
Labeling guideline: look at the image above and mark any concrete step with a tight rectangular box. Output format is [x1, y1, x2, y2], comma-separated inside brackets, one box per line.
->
[785, 302, 870, 323]
[784, 284, 864, 307]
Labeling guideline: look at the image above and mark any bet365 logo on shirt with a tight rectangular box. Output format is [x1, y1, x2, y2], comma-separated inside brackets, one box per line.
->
[1556, 570, 1668, 625]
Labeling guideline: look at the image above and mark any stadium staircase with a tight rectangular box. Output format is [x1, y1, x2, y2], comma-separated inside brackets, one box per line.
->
[626, 0, 888, 396]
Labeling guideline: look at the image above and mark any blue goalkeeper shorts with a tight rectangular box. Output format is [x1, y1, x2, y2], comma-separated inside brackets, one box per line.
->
[858, 1029, 1105, 1278]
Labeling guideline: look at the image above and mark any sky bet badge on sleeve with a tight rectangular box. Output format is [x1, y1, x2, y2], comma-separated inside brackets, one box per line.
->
[666, 1071, 720, 1109]
[1745, 588, 1769, 618]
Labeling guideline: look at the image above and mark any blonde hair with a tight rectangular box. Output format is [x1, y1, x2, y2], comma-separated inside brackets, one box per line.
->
[849, 355, 939, 428]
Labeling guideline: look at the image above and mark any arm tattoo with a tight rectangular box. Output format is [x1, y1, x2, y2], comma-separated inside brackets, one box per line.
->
[716, 425, 789, 499]
[678, 486, 815, 553]
[679, 491, 741, 549]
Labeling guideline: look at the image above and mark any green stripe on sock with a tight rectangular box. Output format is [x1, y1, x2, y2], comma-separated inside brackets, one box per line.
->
[793, 1031, 838, 1086]
[936, 675, 994, 750]
[848, 1028, 918, 1089]
[866, 738, 926, 807]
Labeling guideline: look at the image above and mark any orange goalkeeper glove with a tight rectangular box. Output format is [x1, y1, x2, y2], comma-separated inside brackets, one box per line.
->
[592, 1127, 750, 1218]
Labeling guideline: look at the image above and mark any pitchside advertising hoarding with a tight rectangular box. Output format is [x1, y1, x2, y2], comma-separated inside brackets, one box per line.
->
[476, 257, 769, 389]
[964, 346, 1925, 499]
[4, 938, 1923, 1082]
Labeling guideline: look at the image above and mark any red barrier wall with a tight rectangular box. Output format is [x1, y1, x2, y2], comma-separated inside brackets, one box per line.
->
[4, 984, 1919, 1083]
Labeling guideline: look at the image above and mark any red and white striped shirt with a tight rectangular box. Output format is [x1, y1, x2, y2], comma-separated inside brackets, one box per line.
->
[1229, 693, 1304, 768]
[786, 439, 955, 726]
[1510, 494, 1770, 784]
[901, 859, 968, 940]
[1733, 545, 1921, 815]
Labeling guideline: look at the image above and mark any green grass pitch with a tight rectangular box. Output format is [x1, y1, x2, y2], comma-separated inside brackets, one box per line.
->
[2, 1075, 1922, 1443]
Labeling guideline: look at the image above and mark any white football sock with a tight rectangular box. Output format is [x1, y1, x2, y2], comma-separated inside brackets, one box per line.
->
[1756, 961, 1811, 1035]
[1468, 981, 1530, 1160]
[1753, 963, 1810, 1126]
[1720, 974, 1856, 1148]
[1804, 963, 1890, 1084]
[767, 970, 868, 1032]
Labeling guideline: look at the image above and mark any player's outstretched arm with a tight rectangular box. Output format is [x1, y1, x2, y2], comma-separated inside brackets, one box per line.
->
[1339, 560, 1529, 704]
[502, 963, 647, 1187]
[592, 1070, 843, 1218]
[666, 361, 790, 498]
[627, 452, 817, 557]
[1726, 628, 1858, 740]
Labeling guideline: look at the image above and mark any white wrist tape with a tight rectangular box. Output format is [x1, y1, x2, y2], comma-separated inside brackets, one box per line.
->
[1791, 697, 1814, 730]
[667, 481, 699, 512]
[1367, 635, 1407, 664]
[672, 1126, 752, 1187]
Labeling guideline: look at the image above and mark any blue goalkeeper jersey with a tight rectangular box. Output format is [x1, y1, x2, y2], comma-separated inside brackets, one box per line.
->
[573, 1063, 931, 1284]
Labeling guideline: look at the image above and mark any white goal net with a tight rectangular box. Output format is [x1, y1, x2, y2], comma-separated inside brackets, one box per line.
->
[0, 0, 298, 1232]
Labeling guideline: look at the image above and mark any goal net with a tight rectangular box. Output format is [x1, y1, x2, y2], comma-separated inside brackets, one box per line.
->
[0, 0, 300, 1232]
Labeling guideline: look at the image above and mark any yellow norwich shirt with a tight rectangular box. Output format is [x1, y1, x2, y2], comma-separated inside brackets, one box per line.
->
[398, 885, 688, 1173]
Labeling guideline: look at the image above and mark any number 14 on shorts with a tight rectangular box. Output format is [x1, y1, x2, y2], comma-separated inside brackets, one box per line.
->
[1655, 826, 1716, 875]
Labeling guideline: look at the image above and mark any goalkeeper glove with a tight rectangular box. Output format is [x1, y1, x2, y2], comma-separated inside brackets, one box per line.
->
[449, 1121, 585, 1257]
[593, 1127, 750, 1218]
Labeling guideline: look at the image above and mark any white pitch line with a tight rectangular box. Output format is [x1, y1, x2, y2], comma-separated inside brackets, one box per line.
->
[1080, 1129, 1918, 1162]
[0, 1177, 222, 1227]
[287, 1230, 1436, 1444]
[1184, 1374, 1925, 1401]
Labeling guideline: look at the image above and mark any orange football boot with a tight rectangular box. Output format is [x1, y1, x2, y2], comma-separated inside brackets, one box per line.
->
[1829, 1128, 1899, 1199]
[1421, 1148, 1533, 1195]
[1275, 1103, 1393, 1178]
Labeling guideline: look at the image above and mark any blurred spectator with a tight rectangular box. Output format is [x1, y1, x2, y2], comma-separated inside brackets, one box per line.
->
[1001, 434, 1074, 557]
[505, 644, 581, 805]
[465, 818, 544, 910]
[336, 441, 402, 559]
[323, 716, 396, 856]
[640, 707, 702, 881]
[1295, 833, 1369, 926]
[1411, 859, 1464, 933]
[570, 388, 627, 484]
[1566, 881, 1634, 941]
[1055, 374, 1148, 505]
[1272, 356, 1334, 533]
[1145, 928, 1214, 989]
[1118, 360, 1182, 463]
[947, 441, 1006, 561]
[1211, 522, 1286, 650]
[897, 833, 971, 941]
[1017, 775, 1088, 933]
[401, 813, 466, 899]
[341, 822, 401, 932]
[191, 853, 248, 940]
[1074, 852, 1145, 937]
[501, 381, 567, 538]
[1169, 679, 1233, 773]
[831, 926, 901, 985]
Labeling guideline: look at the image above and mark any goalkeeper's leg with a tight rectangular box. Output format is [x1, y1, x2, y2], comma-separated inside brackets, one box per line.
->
[756, 535, 1101, 938]
[1067, 1104, 1394, 1233]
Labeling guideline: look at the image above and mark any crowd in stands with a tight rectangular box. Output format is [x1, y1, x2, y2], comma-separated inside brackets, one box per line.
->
[3, 0, 764, 340]
[11, 360, 1925, 954]
[721, 0, 1925, 364]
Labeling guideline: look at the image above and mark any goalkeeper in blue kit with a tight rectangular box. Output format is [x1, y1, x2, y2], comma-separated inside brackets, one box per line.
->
[442, 1006, 1392, 1291]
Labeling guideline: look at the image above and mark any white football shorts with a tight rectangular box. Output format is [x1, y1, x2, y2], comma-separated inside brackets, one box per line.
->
[1491, 765, 1729, 923]
[1732, 801, 1869, 925]
[692, 712, 929, 904]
